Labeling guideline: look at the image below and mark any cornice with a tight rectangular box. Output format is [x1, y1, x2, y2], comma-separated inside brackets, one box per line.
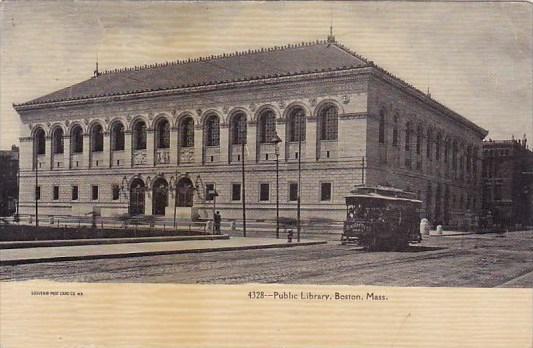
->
[14, 67, 371, 112]
[369, 68, 487, 138]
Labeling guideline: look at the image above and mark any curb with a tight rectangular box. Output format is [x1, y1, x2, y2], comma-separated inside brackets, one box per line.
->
[0, 240, 327, 266]
[0, 234, 229, 249]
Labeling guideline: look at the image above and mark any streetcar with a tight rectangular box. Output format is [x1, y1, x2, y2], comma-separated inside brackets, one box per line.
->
[341, 185, 422, 251]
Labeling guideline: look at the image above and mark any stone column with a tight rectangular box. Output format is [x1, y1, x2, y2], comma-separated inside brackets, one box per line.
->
[194, 125, 204, 164]
[246, 122, 257, 164]
[167, 191, 176, 219]
[305, 118, 317, 161]
[103, 131, 111, 168]
[124, 131, 132, 167]
[83, 133, 90, 169]
[145, 189, 153, 216]
[44, 136, 52, 171]
[170, 127, 178, 165]
[63, 135, 71, 169]
[146, 129, 155, 166]
[219, 124, 229, 164]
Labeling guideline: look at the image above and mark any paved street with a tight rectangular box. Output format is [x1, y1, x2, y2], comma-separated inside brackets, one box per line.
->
[1, 231, 532, 288]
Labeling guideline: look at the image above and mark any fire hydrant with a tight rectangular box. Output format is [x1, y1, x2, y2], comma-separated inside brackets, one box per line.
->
[287, 229, 294, 243]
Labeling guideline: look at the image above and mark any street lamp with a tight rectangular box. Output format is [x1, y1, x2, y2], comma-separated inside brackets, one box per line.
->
[169, 171, 178, 228]
[271, 133, 282, 238]
[297, 115, 302, 242]
[207, 187, 219, 233]
[240, 117, 247, 237]
[35, 155, 39, 227]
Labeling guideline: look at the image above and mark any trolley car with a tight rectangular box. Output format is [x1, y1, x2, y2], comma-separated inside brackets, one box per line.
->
[341, 185, 422, 251]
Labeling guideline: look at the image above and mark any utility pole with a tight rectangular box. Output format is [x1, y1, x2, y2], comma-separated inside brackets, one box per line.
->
[35, 157, 39, 227]
[272, 134, 282, 239]
[173, 170, 178, 228]
[297, 119, 302, 243]
[241, 118, 247, 237]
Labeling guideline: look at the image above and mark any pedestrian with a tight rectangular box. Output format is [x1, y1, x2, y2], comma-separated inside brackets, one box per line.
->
[214, 211, 221, 235]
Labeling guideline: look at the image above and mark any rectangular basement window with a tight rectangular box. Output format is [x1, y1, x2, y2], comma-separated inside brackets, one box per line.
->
[320, 182, 332, 202]
[92, 185, 99, 201]
[289, 183, 298, 202]
[72, 186, 79, 201]
[259, 183, 270, 202]
[231, 183, 241, 201]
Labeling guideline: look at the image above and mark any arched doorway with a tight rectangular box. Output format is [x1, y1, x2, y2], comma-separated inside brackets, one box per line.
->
[152, 177, 168, 216]
[129, 178, 145, 215]
[176, 177, 194, 207]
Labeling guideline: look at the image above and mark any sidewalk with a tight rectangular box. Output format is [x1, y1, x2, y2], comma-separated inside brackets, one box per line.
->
[0, 237, 326, 265]
[427, 230, 475, 237]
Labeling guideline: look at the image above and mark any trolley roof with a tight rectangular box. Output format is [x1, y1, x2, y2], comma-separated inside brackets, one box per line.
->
[345, 185, 422, 204]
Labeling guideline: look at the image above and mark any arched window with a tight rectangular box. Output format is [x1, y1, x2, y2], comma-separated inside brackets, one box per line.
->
[319, 105, 338, 141]
[435, 133, 441, 160]
[444, 137, 450, 163]
[231, 112, 247, 145]
[180, 117, 194, 147]
[205, 115, 220, 146]
[426, 128, 432, 159]
[416, 125, 423, 155]
[288, 107, 306, 142]
[111, 122, 125, 151]
[452, 140, 458, 170]
[71, 125, 83, 153]
[91, 124, 104, 152]
[133, 120, 147, 150]
[404, 122, 411, 151]
[466, 145, 472, 173]
[52, 128, 64, 154]
[392, 115, 399, 146]
[472, 146, 479, 178]
[34, 128, 46, 155]
[258, 110, 276, 144]
[378, 110, 386, 144]
[155, 118, 170, 149]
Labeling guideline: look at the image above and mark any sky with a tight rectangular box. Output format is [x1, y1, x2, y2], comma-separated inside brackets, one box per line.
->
[0, 1, 531, 150]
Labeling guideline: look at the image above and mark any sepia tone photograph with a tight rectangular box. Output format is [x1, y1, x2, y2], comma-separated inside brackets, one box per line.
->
[0, 1, 532, 288]
[1, 2, 532, 347]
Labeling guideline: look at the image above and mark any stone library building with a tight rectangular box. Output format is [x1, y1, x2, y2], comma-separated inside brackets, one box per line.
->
[14, 35, 487, 227]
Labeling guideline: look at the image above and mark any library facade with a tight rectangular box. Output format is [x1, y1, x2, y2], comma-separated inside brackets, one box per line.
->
[14, 38, 487, 227]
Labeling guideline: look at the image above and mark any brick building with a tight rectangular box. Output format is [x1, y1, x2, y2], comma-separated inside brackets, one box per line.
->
[14, 36, 487, 227]
[0, 145, 19, 216]
[482, 136, 533, 228]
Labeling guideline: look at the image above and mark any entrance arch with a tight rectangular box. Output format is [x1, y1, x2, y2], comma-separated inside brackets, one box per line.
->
[152, 177, 169, 216]
[129, 178, 145, 215]
[176, 177, 194, 207]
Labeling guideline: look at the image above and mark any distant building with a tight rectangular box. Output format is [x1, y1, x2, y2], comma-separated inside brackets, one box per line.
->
[14, 36, 487, 227]
[0, 145, 19, 216]
[481, 136, 533, 228]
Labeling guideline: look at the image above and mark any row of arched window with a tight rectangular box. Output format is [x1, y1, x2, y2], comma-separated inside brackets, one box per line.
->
[378, 110, 480, 177]
[33, 105, 340, 157]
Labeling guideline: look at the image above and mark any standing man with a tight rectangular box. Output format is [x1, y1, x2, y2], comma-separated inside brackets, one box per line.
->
[214, 211, 222, 235]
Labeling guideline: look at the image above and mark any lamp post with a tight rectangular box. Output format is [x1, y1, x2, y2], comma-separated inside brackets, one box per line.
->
[35, 156, 39, 227]
[15, 167, 20, 223]
[240, 117, 247, 237]
[169, 171, 179, 228]
[297, 117, 302, 242]
[208, 188, 219, 233]
[272, 133, 282, 238]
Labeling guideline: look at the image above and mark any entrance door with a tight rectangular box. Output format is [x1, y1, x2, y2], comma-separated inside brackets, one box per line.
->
[152, 178, 168, 216]
[176, 177, 194, 207]
[129, 178, 145, 215]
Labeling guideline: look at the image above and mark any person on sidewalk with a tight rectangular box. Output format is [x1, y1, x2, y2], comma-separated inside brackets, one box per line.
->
[214, 211, 222, 235]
